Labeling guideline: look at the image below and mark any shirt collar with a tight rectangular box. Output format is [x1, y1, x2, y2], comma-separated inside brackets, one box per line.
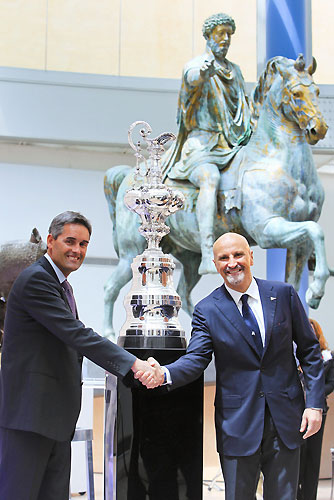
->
[44, 253, 67, 284]
[224, 277, 260, 305]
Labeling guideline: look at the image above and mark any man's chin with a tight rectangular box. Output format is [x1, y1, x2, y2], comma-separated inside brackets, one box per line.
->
[225, 272, 245, 286]
[65, 262, 83, 274]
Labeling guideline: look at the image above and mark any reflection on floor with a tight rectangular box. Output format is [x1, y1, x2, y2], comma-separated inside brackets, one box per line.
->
[70, 474, 332, 499]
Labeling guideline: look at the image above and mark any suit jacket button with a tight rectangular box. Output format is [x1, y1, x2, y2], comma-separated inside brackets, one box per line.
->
[259, 391, 264, 397]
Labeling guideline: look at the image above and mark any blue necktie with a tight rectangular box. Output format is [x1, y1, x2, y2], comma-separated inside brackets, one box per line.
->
[241, 294, 263, 355]
[61, 280, 77, 317]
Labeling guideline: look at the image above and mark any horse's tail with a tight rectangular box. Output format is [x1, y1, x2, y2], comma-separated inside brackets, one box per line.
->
[104, 164, 131, 235]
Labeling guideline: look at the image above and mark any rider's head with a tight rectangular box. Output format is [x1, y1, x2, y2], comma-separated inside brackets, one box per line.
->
[202, 13, 236, 60]
[202, 13, 236, 39]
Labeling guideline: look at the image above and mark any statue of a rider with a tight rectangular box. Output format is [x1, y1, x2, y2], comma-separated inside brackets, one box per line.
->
[162, 13, 252, 274]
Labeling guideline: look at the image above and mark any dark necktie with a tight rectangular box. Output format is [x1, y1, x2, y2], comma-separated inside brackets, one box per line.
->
[241, 294, 263, 355]
[61, 280, 77, 317]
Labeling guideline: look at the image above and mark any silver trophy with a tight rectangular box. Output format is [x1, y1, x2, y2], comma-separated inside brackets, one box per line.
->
[117, 121, 186, 349]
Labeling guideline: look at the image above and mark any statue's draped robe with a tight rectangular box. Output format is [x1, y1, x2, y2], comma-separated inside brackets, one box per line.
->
[161, 50, 252, 181]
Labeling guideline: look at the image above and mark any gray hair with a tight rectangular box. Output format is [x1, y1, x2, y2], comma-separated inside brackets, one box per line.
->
[202, 12, 236, 40]
[48, 211, 92, 239]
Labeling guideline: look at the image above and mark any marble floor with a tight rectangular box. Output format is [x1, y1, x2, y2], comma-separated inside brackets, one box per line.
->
[71, 473, 332, 499]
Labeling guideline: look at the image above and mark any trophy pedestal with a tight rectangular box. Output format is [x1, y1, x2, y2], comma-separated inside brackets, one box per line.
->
[105, 349, 203, 500]
[103, 123, 202, 498]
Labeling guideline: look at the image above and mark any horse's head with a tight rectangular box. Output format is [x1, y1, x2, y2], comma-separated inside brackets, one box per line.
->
[252, 55, 328, 145]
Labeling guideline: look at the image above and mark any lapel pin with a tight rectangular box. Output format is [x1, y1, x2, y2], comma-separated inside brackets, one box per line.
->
[270, 297, 276, 301]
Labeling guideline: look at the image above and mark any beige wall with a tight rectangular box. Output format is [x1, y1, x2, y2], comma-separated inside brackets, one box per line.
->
[47, 0, 120, 75]
[0, 0, 47, 69]
[312, 0, 334, 85]
[0, 1, 332, 83]
[0, 0, 257, 81]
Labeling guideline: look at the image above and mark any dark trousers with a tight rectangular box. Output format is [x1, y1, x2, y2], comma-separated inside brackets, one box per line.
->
[297, 413, 326, 500]
[220, 405, 300, 500]
[0, 427, 71, 500]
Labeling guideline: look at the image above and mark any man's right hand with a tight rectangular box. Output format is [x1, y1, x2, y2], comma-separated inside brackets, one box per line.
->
[132, 357, 164, 389]
[200, 58, 216, 80]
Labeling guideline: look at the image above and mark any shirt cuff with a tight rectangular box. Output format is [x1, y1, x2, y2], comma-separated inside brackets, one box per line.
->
[163, 367, 172, 385]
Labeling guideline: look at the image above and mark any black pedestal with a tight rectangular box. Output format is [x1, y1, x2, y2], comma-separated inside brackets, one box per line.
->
[115, 348, 203, 500]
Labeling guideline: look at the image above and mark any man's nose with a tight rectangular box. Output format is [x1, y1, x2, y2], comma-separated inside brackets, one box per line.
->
[72, 243, 81, 253]
[228, 257, 237, 267]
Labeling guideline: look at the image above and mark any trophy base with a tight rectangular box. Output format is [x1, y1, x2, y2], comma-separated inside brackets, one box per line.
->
[117, 331, 187, 349]
[105, 348, 204, 500]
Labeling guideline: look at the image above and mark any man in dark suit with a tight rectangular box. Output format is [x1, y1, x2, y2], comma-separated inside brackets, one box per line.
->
[138, 232, 324, 500]
[0, 211, 158, 500]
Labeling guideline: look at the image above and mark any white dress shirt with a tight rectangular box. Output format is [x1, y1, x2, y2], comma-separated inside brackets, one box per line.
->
[225, 277, 266, 347]
[44, 253, 67, 284]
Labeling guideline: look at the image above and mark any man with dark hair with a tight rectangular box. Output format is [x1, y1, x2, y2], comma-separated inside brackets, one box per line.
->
[0, 211, 158, 500]
[48, 210, 93, 238]
[162, 13, 252, 275]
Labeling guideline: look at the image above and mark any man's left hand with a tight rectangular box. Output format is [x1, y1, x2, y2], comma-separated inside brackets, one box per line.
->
[300, 408, 322, 439]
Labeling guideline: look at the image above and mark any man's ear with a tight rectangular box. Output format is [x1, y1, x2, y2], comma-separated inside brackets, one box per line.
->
[46, 234, 53, 250]
[250, 250, 254, 266]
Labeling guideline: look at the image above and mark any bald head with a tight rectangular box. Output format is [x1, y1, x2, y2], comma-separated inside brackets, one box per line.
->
[213, 232, 253, 292]
[213, 233, 250, 257]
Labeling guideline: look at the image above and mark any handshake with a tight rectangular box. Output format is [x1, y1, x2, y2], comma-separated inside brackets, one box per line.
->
[131, 357, 165, 389]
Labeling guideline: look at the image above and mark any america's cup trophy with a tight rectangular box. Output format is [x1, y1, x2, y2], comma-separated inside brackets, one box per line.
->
[117, 120, 186, 349]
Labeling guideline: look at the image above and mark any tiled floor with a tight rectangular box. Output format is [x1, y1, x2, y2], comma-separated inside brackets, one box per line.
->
[71, 473, 332, 499]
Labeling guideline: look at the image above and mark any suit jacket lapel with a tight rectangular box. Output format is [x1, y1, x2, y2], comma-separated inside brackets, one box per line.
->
[213, 285, 260, 356]
[256, 278, 277, 356]
[38, 256, 73, 315]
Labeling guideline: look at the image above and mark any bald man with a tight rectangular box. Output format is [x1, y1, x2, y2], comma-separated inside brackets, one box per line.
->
[137, 233, 324, 500]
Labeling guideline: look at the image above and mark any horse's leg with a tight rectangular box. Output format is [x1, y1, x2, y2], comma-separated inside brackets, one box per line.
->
[256, 217, 330, 309]
[175, 250, 202, 317]
[285, 241, 312, 290]
[103, 257, 133, 341]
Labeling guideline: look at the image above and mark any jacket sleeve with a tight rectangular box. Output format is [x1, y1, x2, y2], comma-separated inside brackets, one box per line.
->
[165, 303, 213, 389]
[291, 286, 324, 409]
[12, 269, 136, 379]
